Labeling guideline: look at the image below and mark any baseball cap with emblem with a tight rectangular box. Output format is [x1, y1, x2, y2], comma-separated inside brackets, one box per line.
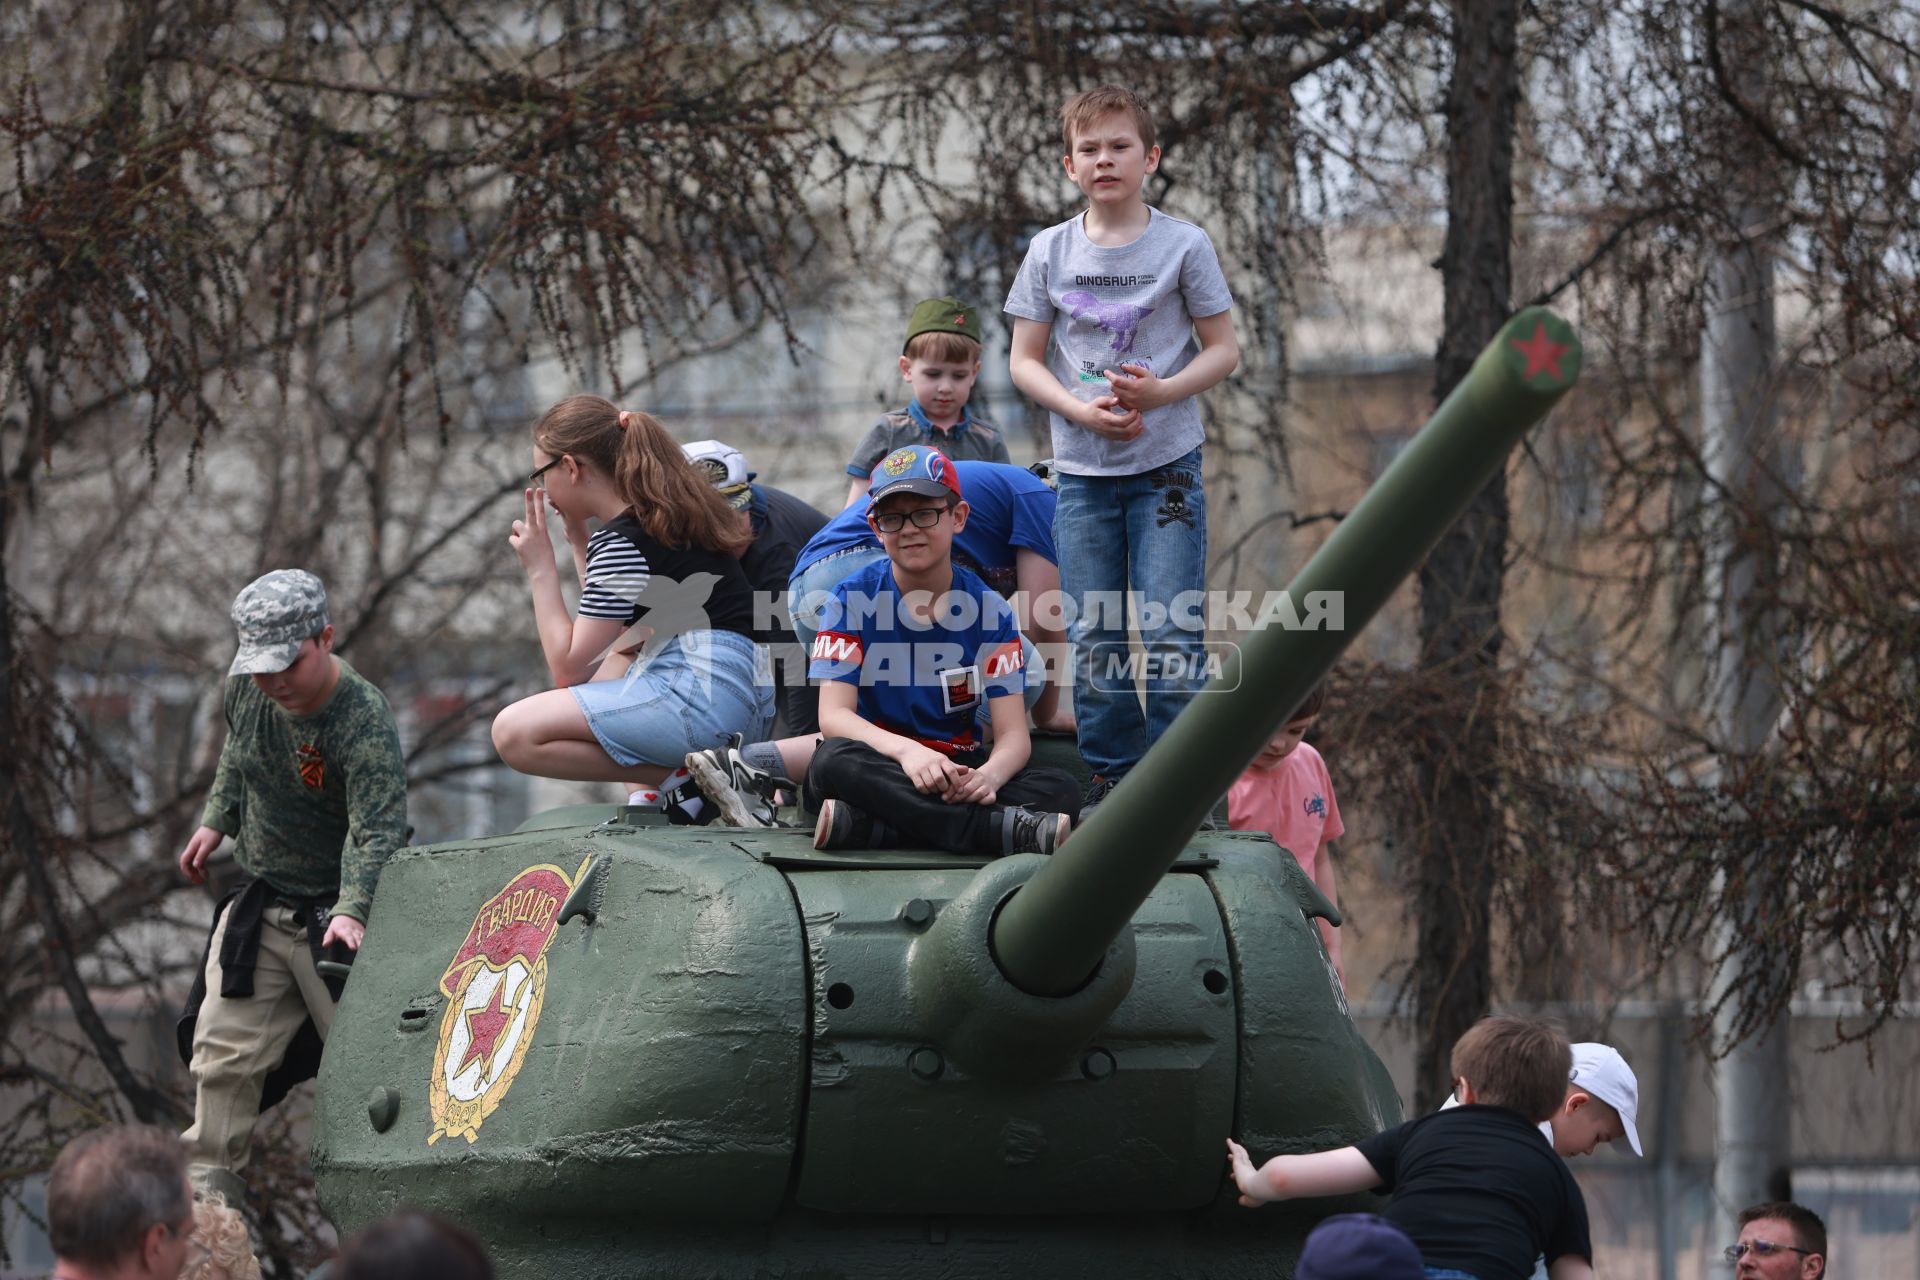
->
[1295, 1213, 1423, 1280]
[682, 439, 754, 511]
[867, 444, 964, 508]
[1569, 1042, 1644, 1156]
[903, 295, 982, 352]
[228, 569, 330, 676]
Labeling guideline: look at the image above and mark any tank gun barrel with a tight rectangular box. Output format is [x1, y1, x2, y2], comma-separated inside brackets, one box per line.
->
[993, 307, 1583, 997]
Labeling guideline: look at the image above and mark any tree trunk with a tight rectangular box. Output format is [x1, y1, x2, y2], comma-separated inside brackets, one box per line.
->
[1703, 193, 1793, 1247]
[1410, 0, 1519, 1114]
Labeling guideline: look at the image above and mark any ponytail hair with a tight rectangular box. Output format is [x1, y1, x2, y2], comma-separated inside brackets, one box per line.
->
[531, 395, 749, 554]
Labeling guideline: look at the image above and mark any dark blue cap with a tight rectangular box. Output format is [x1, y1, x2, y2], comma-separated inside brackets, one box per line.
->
[1295, 1213, 1424, 1280]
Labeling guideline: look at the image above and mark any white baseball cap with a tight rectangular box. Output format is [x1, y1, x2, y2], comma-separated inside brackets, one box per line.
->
[682, 439, 754, 510]
[1569, 1042, 1643, 1156]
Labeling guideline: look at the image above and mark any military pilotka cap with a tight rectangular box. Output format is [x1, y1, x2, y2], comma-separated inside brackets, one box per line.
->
[682, 439, 754, 511]
[903, 295, 982, 352]
[228, 569, 330, 676]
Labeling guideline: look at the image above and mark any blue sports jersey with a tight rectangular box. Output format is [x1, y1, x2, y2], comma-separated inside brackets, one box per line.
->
[808, 559, 1026, 754]
[791, 462, 1057, 599]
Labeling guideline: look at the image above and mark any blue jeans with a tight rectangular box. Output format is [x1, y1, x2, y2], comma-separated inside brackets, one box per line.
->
[1425, 1270, 1482, 1279]
[1052, 445, 1208, 777]
[788, 547, 889, 653]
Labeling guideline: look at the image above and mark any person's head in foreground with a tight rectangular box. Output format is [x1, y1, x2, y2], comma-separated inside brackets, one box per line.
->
[178, 1191, 259, 1280]
[332, 1211, 493, 1280]
[1729, 1202, 1827, 1280]
[47, 1124, 196, 1280]
[1294, 1212, 1423, 1280]
[1450, 1013, 1572, 1124]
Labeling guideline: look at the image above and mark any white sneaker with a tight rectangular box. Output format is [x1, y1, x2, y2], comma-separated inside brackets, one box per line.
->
[684, 734, 794, 827]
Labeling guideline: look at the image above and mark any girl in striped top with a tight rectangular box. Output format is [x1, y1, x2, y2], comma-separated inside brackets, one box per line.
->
[492, 395, 771, 789]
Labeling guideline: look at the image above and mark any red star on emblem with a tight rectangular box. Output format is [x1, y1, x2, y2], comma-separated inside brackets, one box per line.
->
[1510, 322, 1570, 380]
[456, 977, 515, 1075]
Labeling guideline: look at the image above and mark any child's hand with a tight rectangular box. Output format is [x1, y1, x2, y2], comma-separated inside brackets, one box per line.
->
[1226, 1139, 1272, 1207]
[510, 488, 557, 578]
[1075, 395, 1144, 442]
[558, 508, 592, 551]
[1104, 363, 1172, 413]
[900, 743, 964, 795]
[942, 763, 1001, 806]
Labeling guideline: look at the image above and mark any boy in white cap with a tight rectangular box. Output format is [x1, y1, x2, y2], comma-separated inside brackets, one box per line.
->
[1435, 1039, 1642, 1279]
[1441, 1040, 1644, 1160]
[175, 569, 409, 1202]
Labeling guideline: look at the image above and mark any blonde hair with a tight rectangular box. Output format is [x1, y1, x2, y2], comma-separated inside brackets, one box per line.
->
[1450, 1015, 1571, 1123]
[1061, 85, 1157, 153]
[903, 331, 981, 365]
[531, 395, 748, 554]
[183, 1192, 261, 1280]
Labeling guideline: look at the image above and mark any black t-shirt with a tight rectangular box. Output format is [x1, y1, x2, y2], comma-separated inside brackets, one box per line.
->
[1355, 1105, 1591, 1280]
[579, 512, 756, 640]
[740, 485, 829, 644]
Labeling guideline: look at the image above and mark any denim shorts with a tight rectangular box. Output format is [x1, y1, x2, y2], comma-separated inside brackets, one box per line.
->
[571, 630, 772, 768]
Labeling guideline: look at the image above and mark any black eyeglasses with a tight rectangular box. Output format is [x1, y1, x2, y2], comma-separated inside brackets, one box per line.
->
[530, 456, 564, 488]
[872, 505, 949, 533]
[1724, 1240, 1814, 1263]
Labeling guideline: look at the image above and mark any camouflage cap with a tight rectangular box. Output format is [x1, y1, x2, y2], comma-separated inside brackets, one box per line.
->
[229, 570, 330, 676]
[903, 295, 982, 352]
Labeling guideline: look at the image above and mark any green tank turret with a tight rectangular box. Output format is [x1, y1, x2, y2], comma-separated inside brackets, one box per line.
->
[311, 308, 1581, 1277]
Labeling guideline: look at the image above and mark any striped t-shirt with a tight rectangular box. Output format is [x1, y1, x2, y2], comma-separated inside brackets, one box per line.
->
[578, 512, 756, 639]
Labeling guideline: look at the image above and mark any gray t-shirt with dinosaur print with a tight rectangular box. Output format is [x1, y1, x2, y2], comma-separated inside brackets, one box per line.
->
[1004, 206, 1233, 477]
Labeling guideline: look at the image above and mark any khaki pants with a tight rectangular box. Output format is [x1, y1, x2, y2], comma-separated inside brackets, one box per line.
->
[182, 902, 336, 1184]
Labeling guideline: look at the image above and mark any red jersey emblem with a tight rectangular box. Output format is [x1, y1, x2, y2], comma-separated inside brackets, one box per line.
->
[295, 742, 325, 790]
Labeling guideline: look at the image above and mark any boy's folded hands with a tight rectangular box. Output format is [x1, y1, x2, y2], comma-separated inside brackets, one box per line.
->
[1077, 393, 1144, 441]
[1103, 362, 1171, 413]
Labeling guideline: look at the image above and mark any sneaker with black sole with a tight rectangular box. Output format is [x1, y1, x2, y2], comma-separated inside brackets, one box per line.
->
[990, 806, 1073, 855]
[812, 798, 899, 851]
[1079, 773, 1121, 816]
[685, 733, 795, 828]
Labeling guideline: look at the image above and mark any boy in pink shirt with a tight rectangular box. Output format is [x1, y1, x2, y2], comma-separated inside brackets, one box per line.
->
[1227, 682, 1345, 987]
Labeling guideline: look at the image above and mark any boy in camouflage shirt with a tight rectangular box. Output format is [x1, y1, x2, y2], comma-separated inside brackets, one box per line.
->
[176, 569, 408, 1200]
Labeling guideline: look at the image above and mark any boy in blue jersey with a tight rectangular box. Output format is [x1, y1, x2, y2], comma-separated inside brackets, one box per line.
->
[805, 445, 1079, 853]
[789, 458, 1074, 732]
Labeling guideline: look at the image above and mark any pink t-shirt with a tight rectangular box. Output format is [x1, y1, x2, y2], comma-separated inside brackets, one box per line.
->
[1226, 741, 1345, 879]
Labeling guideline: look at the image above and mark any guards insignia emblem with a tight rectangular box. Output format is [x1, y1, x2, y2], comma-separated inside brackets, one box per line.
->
[427, 859, 584, 1145]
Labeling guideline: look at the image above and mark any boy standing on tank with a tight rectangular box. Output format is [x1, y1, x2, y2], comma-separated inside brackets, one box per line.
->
[175, 570, 409, 1203]
[1228, 1014, 1597, 1280]
[1227, 681, 1346, 989]
[806, 444, 1079, 854]
[843, 297, 1011, 508]
[1004, 84, 1240, 815]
